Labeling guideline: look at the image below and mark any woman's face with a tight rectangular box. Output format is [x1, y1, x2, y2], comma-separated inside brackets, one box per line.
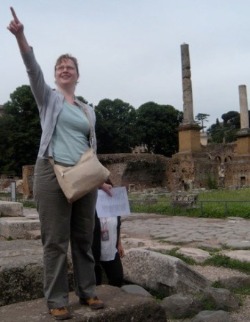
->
[55, 58, 79, 88]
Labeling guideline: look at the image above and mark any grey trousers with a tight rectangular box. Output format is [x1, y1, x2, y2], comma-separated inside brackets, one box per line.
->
[33, 158, 97, 309]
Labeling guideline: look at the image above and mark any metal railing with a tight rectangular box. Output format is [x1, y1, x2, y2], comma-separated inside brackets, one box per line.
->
[198, 200, 250, 217]
[130, 197, 250, 217]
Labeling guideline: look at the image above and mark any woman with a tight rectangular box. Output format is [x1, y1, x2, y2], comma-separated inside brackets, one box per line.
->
[8, 7, 109, 320]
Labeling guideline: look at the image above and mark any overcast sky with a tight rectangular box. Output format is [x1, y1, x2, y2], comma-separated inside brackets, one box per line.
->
[1, 0, 250, 128]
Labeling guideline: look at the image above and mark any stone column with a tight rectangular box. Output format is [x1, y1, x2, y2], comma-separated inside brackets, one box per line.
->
[177, 44, 201, 153]
[236, 84, 250, 155]
[239, 85, 249, 129]
[181, 43, 194, 124]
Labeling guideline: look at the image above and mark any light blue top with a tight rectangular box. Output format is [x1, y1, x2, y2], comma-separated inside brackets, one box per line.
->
[52, 101, 90, 164]
[21, 48, 97, 162]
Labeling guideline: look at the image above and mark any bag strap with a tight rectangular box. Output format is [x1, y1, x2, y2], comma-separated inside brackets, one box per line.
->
[49, 158, 55, 166]
[75, 99, 95, 149]
[50, 100, 95, 165]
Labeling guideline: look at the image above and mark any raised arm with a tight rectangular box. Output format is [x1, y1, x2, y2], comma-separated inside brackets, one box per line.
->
[7, 7, 51, 108]
[7, 7, 30, 53]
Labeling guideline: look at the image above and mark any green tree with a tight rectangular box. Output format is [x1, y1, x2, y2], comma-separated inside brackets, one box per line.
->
[0, 85, 41, 176]
[207, 118, 224, 143]
[195, 113, 210, 132]
[208, 111, 240, 143]
[95, 98, 137, 153]
[221, 111, 240, 126]
[135, 102, 182, 156]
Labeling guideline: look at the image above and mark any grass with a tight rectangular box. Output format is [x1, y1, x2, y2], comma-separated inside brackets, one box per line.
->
[129, 188, 250, 218]
[149, 235, 250, 276]
[155, 248, 250, 275]
[212, 281, 250, 296]
[204, 254, 250, 274]
[158, 247, 197, 265]
[2, 187, 250, 217]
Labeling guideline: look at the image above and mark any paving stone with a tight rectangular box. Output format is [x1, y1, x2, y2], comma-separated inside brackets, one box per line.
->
[222, 250, 250, 263]
[226, 239, 250, 249]
[177, 247, 211, 263]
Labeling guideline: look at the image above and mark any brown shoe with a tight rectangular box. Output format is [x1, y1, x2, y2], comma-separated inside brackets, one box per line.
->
[79, 296, 104, 310]
[49, 307, 72, 320]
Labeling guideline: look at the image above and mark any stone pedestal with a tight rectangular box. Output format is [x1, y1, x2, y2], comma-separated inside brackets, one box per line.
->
[178, 124, 201, 153]
[236, 129, 250, 155]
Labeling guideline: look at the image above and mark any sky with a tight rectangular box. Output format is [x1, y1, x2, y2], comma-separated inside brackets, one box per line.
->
[1, 0, 250, 128]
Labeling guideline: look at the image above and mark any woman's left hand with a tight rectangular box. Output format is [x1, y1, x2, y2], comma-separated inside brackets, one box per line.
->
[100, 182, 112, 196]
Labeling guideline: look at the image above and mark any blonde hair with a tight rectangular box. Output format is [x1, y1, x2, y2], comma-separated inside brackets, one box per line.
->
[55, 54, 79, 76]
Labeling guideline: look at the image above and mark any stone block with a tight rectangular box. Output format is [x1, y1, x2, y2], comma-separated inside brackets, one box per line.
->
[0, 217, 40, 239]
[0, 201, 23, 217]
[122, 248, 209, 296]
[0, 240, 73, 306]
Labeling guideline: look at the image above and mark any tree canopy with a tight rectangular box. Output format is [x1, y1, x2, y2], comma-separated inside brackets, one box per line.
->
[5, 83, 245, 176]
[207, 111, 241, 143]
[0, 86, 184, 176]
[135, 102, 182, 156]
[95, 98, 137, 153]
[195, 113, 210, 132]
[0, 85, 41, 176]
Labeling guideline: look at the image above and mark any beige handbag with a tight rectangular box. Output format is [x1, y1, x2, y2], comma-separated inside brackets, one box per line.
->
[51, 102, 109, 202]
[51, 148, 110, 203]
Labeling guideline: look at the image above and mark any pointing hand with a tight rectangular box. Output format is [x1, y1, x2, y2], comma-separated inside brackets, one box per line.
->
[7, 7, 24, 36]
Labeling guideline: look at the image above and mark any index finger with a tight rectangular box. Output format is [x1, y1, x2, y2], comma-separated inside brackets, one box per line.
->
[10, 7, 19, 22]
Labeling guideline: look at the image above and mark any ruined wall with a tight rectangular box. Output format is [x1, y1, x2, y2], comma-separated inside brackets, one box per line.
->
[99, 153, 169, 191]
[1, 154, 170, 198]
[166, 142, 239, 191]
[2, 140, 250, 198]
[225, 155, 250, 188]
[167, 152, 217, 191]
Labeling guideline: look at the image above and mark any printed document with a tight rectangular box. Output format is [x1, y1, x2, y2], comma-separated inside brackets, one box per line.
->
[96, 186, 130, 217]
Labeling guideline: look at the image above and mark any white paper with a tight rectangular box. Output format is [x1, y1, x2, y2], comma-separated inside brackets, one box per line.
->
[96, 186, 130, 218]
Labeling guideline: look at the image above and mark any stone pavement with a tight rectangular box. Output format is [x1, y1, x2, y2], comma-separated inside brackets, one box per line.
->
[14, 208, 250, 263]
[4, 207, 250, 262]
[121, 213, 250, 263]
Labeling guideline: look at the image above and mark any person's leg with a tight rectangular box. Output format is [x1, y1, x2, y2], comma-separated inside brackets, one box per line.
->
[70, 189, 97, 299]
[34, 159, 72, 309]
[94, 263, 103, 285]
[92, 214, 103, 285]
[101, 252, 124, 287]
